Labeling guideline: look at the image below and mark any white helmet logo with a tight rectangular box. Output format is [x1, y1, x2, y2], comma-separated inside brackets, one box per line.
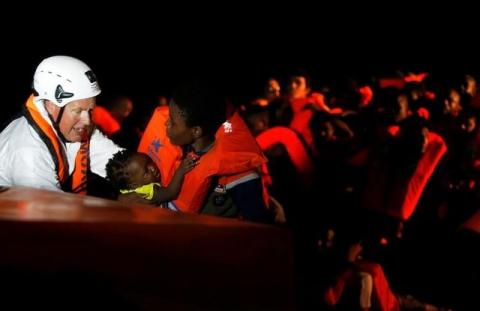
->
[55, 85, 74, 103]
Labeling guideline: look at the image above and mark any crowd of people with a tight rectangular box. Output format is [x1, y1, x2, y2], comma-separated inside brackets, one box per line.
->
[1, 55, 478, 310]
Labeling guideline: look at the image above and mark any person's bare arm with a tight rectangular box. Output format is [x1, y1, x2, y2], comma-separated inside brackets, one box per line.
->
[333, 118, 355, 139]
[152, 156, 197, 204]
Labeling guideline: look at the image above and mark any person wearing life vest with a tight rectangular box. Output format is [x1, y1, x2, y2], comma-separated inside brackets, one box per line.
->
[92, 95, 133, 137]
[0, 56, 122, 194]
[286, 69, 343, 154]
[287, 69, 330, 114]
[322, 235, 401, 311]
[134, 81, 273, 223]
[363, 116, 447, 239]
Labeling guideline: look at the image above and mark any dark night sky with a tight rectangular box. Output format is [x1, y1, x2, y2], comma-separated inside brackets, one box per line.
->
[2, 13, 479, 123]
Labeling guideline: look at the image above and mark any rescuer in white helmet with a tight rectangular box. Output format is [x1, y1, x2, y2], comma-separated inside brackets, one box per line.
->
[0, 56, 122, 194]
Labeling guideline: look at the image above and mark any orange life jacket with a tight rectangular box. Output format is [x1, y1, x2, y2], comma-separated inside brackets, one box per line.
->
[461, 210, 480, 234]
[357, 85, 374, 107]
[400, 132, 446, 220]
[92, 106, 120, 136]
[324, 261, 400, 311]
[138, 107, 267, 212]
[24, 95, 89, 194]
[364, 132, 447, 221]
[290, 108, 316, 152]
[256, 126, 314, 185]
[290, 92, 328, 114]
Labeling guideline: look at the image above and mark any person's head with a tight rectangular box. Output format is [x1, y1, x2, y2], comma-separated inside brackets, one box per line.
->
[158, 95, 169, 107]
[395, 93, 410, 122]
[404, 81, 426, 103]
[459, 108, 478, 135]
[311, 111, 335, 144]
[242, 104, 270, 136]
[265, 78, 281, 100]
[463, 74, 477, 97]
[397, 116, 430, 164]
[381, 88, 411, 123]
[33, 55, 101, 142]
[106, 150, 160, 190]
[287, 69, 311, 99]
[106, 96, 133, 123]
[444, 87, 463, 117]
[166, 80, 227, 146]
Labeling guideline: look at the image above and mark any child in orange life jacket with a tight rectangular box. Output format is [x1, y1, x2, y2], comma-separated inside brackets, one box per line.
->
[106, 150, 197, 206]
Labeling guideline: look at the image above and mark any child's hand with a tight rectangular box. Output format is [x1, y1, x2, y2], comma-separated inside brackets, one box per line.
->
[178, 155, 198, 174]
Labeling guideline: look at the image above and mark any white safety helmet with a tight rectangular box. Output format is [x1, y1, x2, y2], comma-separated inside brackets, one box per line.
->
[33, 55, 101, 107]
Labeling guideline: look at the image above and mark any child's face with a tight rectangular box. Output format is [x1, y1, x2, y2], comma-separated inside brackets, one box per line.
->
[126, 153, 160, 188]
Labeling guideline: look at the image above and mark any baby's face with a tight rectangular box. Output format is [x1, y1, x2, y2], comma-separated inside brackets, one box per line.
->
[126, 153, 160, 188]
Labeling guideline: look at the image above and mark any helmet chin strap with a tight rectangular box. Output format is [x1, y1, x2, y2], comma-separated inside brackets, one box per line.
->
[48, 105, 68, 143]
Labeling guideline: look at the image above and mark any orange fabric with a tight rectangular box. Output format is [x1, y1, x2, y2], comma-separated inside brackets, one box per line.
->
[379, 78, 405, 89]
[260, 163, 272, 187]
[92, 106, 120, 136]
[290, 92, 328, 114]
[324, 269, 355, 306]
[138, 108, 267, 212]
[259, 163, 272, 208]
[253, 98, 269, 107]
[399, 132, 447, 220]
[346, 148, 370, 168]
[324, 262, 399, 311]
[290, 97, 310, 114]
[24, 95, 94, 194]
[417, 107, 430, 120]
[290, 109, 315, 152]
[425, 91, 436, 100]
[138, 106, 183, 186]
[404, 72, 428, 83]
[256, 126, 313, 184]
[461, 210, 480, 234]
[356, 262, 400, 311]
[365, 132, 447, 221]
[388, 125, 401, 137]
[329, 107, 344, 115]
[289, 92, 344, 152]
[71, 139, 89, 195]
[24, 95, 68, 185]
[358, 85, 374, 107]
